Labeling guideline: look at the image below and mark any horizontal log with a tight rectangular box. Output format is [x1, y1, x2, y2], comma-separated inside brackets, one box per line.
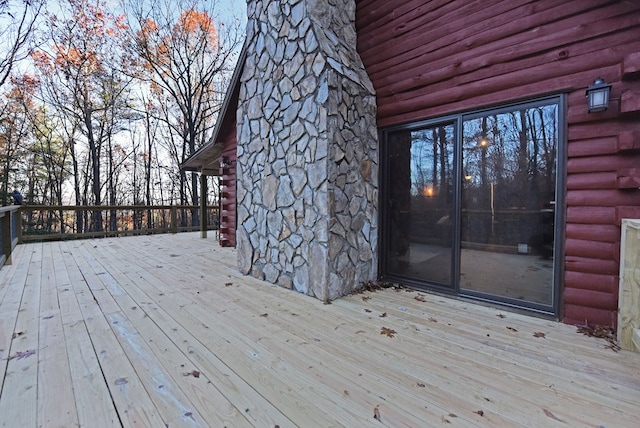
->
[617, 131, 640, 152]
[565, 238, 619, 262]
[376, 66, 614, 127]
[364, 0, 620, 80]
[617, 168, 640, 188]
[566, 189, 640, 207]
[563, 304, 617, 327]
[564, 271, 619, 294]
[564, 206, 617, 225]
[621, 89, 640, 114]
[567, 137, 620, 158]
[617, 206, 640, 223]
[565, 223, 620, 242]
[622, 52, 640, 80]
[376, 40, 630, 118]
[360, 0, 538, 71]
[357, 0, 455, 40]
[372, 13, 638, 106]
[567, 155, 640, 174]
[566, 171, 618, 190]
[565, 255, 619, 275]
[563, 287, 617, 311]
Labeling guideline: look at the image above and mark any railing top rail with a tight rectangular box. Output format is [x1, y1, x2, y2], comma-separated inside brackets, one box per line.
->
[0, 205, 21, 215]
[18, 204, 217, 211]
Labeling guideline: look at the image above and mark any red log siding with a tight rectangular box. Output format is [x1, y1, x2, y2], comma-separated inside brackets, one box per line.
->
[219, 119, 237, 248]
[356, 0, 640, 326]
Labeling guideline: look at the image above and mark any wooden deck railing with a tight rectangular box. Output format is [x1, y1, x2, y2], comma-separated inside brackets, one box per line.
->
[0, 205, 21, 266]
[0, 204, 219, 259]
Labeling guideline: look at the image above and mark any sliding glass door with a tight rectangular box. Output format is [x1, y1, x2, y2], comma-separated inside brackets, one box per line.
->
[381, 97, 563, 314]
[384, 122, 455, 288]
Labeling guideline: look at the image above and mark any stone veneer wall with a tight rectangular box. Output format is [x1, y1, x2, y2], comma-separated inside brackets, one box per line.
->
[236, 0, 378, 301]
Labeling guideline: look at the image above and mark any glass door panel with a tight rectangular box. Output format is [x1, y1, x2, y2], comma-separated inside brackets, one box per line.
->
[460, 104, 558, 305]
[385, 123, 455, 287]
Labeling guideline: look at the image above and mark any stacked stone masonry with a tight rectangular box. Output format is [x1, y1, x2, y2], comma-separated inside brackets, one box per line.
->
[236, 0, 379, 301]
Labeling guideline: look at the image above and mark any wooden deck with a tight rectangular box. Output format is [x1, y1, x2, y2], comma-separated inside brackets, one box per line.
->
[0, 233, 639, 427]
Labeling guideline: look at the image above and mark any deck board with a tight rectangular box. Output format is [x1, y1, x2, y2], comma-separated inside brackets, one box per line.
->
[0, 232, 639, 427]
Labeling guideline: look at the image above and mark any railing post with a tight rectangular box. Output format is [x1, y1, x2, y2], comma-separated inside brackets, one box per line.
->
[16, 206, 23, 244]
[1, 210, 12, 265]
[200, 173, 207, 238]
[171, 206, 177, 234]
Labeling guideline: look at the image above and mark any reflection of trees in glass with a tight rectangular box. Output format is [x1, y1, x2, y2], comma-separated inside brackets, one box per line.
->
[463, 104, 557, 211]
[410, 125, 453, 199]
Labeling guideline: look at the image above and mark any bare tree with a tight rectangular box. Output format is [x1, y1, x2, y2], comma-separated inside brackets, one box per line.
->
[0, 0, 44, 89]
[127, 0, 241, 222]
[31, 0, 134, 231]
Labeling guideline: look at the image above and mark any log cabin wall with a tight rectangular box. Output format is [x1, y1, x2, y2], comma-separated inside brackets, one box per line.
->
[356, 0, 640, 326]
[219, 123, 237, 247]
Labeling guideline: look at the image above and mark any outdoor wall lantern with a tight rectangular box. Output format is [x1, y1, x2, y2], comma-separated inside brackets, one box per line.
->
[586, 78, 612, 113]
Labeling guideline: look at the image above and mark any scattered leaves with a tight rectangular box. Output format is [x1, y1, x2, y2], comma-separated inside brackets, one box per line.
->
[364, 308, 372, 313]
[542, 408, 563, 422]
[353, 280, 398, 295]
[497, 314, 506, 318]
[362, 296, 371, 301]
[506, 326, 518, 332]
[224, 282, 233, 287]
[428, 317, 438, 323]
[42, 315, 54, 320]
[441, 415, 451, 424]
[415, 294, 427, 302]
[11, 331, 24, 339]
[417, 382, 426, 388]
[533, 331, 546, 338]
[474, 410, 484, 417]
[373, 405, 381, 421]
[380, 327, 396, 338]
[448, 413, 457, 418]
[379, 312, 387, 318]
[576, 322, 620, 352]
[260, 313, 268, 317]
[7, 349, 35, 360]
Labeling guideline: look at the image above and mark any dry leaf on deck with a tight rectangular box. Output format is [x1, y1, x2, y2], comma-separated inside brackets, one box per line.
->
[8, 349, 35, 360]
[364, 308, 372, 313]
[184, 370, 200, 378]
[497, 314, 506, 318]
[224, 282, 233, 287]
[380, 327, 396, 337]
[415, 294, 426, 302]
[373, 405, 381, 421]
[428, 317, 438, 323]
[260, 313, 269, 317]
[506, 326, 518, 332]
[474, 410, 484, 416]
[379, 312, 387, 318]
[533, 332, 546, 338]
[542, 408, 563, 422]
[362, 296, 371, 301]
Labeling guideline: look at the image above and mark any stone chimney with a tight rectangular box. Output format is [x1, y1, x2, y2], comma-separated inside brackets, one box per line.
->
[236, 0, 378, 301]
